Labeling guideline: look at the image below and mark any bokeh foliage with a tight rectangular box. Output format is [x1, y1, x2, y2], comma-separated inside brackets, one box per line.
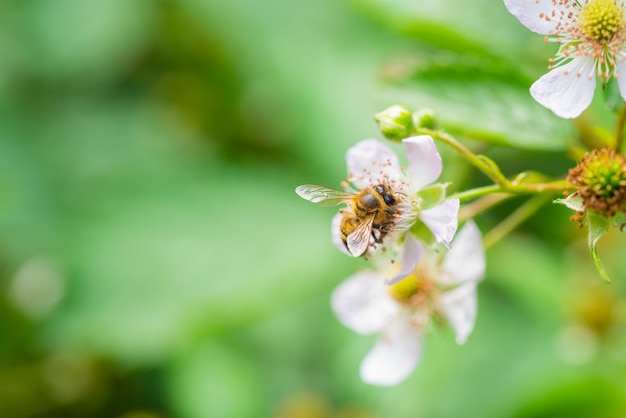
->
[1, 0, 626, 417]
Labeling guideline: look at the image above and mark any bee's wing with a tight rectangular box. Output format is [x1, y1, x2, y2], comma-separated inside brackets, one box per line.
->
[295, 184, 353, 206]
[346, 214, 374, 257]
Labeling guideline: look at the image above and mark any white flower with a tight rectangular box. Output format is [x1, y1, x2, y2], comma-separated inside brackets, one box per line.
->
[504, 0, 626, 118]
[331, 136, 460, 259]
[331, 222, 486, 386]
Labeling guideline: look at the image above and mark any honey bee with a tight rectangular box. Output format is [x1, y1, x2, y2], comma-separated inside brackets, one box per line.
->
[295, 183, 399, 256]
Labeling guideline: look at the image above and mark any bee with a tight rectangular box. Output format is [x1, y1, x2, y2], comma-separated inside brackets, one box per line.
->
[295, 183, 399, 256]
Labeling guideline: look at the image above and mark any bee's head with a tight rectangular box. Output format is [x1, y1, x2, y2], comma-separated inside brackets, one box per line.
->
[375, 184, 397, 206]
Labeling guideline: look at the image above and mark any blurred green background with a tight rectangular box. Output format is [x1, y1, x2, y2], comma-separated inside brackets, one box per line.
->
[1, 0, 626, 417]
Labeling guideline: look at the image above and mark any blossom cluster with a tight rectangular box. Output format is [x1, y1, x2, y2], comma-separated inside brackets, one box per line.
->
[294, 0, 626, 390]
[297, 136, 486, 386]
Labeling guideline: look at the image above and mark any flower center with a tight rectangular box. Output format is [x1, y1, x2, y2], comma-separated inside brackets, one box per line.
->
[567, 148, 626, 217]
[388, 268, 434, 305]
[579, 0, 625, 43]
[546, 0, 626, 81]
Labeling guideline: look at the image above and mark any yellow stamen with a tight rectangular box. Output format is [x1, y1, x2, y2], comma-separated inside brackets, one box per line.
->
[388, 273, 421, 303]
[579, 0, 625, 43]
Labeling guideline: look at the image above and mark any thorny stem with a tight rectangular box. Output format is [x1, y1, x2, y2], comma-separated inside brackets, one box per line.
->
[482, 194, 553, 250]
[615, 105, 626, 151]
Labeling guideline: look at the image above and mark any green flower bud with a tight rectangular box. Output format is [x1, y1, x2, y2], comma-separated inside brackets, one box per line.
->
[373, 105, 414, 142]
[413, 108, 436, 129]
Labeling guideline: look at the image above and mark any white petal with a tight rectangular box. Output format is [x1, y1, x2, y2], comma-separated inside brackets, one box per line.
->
[616, 60, 626, 101]
[503, 0, 560, 35]
[530, 57, 596, 119]
[440, 283, 478, 345]
[403, 136, 442, 190]
[346, 139, 402, 189]
[385, 233, 423, 285]
[360, 320, 422, 386]
[420, 198, 460, 247]
[441, 221, 486, 286]
[331, 213, 352, 256]
[331, 271, 398, 335]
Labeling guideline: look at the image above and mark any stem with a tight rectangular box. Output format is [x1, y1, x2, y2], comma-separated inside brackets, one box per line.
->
[459, 193, 511, 222]
[503, 179, 571, 194]
[615, 105, 626, 151]
[451, 179, 570, 203]
[482, 195, 552, 250]
[415, 128, 508, 184]
[450, 185, 503, 202]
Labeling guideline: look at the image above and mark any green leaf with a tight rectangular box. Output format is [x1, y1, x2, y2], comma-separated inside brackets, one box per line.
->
[586, 211, 612, 284]
[379, 54, 574, 151]
[348, 0, 545, 63]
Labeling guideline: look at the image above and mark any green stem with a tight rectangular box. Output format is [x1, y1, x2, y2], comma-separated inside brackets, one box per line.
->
[615, 105, 626, 151]
[415, 128, 508, 184]
[451, 185, 503, 202]
[483, 195, 552, 250]
[503, 179, 571, 194]
[459, 193, 511, 222]
[451, 179, 570, 203]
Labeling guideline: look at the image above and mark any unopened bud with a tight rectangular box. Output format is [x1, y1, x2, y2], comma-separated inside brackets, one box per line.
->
[374, 105, 414, 141]
[413, 108, 436, 129]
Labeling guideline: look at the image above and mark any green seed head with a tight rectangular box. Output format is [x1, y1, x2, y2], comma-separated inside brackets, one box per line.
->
[568, 148, 626, 217]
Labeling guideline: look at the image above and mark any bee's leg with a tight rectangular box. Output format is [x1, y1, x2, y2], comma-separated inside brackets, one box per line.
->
[384, 208, 395, 215]
[370, 224, 383, 243]
[371, 224, 388, 244]
[373, 222, 394, 243]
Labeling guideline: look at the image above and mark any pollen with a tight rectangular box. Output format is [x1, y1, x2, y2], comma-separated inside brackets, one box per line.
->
[579, 0, 625, 43]
[388, 268, 435, 306]
[388, 275, 420, 303]
[567, 148, 626, 217]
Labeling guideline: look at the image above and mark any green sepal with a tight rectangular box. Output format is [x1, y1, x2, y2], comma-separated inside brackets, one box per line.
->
[410, 219, 436, 246]
[553, 193, 584, 212]
[602, 77, 625, 114]
[413, 108, 436, 129]
[587, 211, 612, 284]
[610, 210, 626, 230]
[416, 182, 449, 210]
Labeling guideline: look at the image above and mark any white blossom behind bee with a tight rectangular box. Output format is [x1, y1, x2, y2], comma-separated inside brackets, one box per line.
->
[331, 221, 486, 386]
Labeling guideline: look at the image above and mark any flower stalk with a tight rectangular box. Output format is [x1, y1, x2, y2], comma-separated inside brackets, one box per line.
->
[415, 128, 571, 206]
[615, 105, 626, 151]
[482, 194, 553, 250]
[415, 128, 509, 185]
